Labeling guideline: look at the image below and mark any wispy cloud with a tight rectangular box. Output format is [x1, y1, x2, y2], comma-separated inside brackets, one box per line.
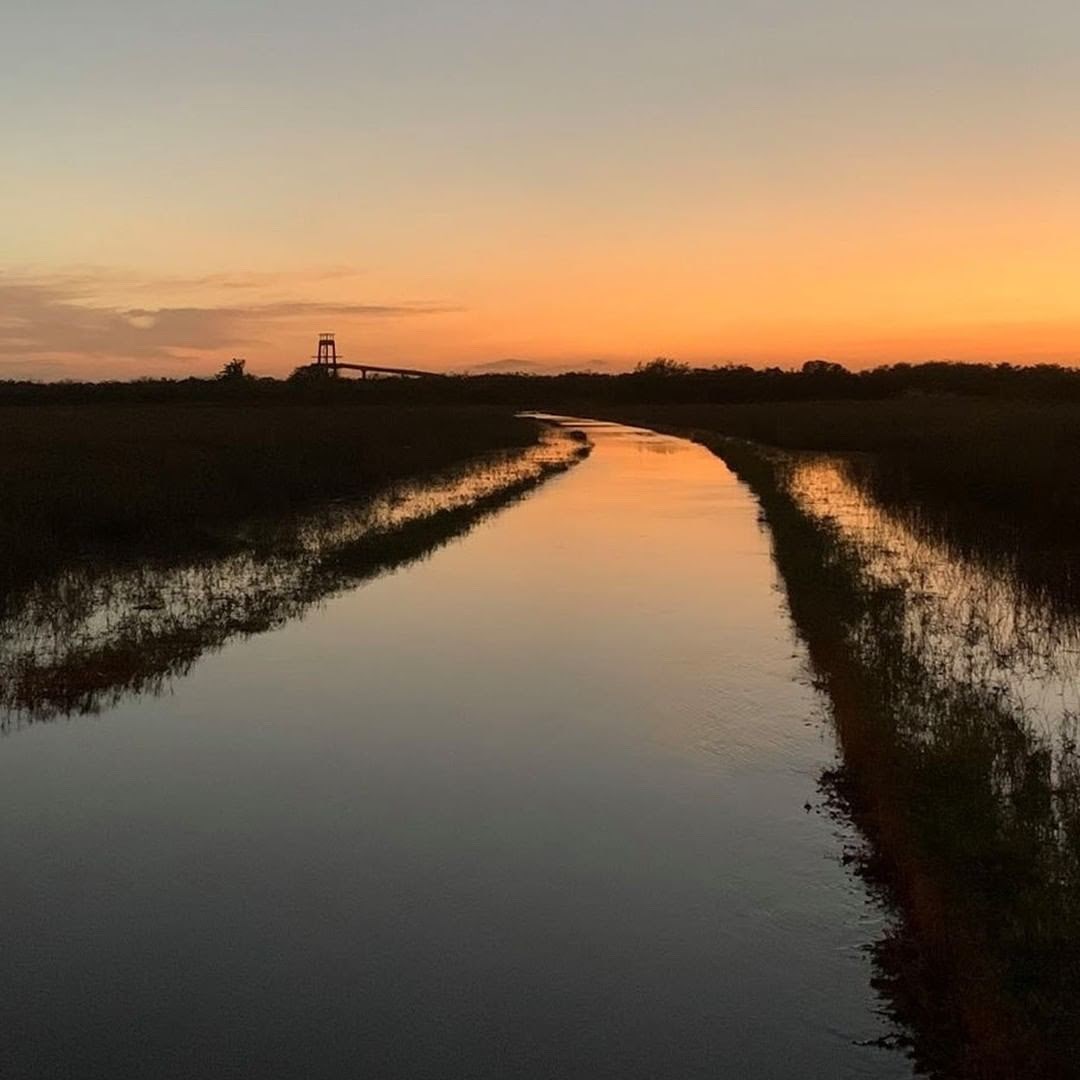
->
[0, 269, 457, 376]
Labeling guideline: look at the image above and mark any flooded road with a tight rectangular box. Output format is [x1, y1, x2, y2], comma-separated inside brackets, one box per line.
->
[0, 421, 911, 1079]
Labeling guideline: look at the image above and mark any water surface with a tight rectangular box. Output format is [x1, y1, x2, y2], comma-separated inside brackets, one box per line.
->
[0, 420, 910, 1079]
[790, 453, 1080, 737]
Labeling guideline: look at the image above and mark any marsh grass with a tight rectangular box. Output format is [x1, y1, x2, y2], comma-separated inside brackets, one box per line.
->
[693, 432, 1080, 1078]
[0, 404, 540, 594]
[0, 431, 590, 726]
[595, 399, 1080, 609]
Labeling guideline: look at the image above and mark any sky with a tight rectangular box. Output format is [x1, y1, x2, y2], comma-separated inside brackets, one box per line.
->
[3, 1, 1079, 378]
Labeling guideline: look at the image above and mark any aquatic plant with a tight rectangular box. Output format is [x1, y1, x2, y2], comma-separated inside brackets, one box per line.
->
[0, 431, 590, 727]
[0, 404, 542, 597]
[696, 432, 1080, 1078]
[591, 399, 1080, 614]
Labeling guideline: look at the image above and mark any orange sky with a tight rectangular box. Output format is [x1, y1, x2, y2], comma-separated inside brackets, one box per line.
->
[4, 2, 1079, 378]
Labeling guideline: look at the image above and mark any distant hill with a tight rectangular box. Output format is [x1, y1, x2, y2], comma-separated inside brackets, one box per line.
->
[465, 358, 613, 375]
[469, 358, 543, 373]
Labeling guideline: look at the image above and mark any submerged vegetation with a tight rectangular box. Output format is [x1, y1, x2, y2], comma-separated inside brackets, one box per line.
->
[672, 430, 1080, 1078]
[594, 398, 1080, 1073]
[0, 428, 590, 726]
[598, 399, 1080, 614]
[0, 399, 590, 725]
[594, 398, 1080, 534]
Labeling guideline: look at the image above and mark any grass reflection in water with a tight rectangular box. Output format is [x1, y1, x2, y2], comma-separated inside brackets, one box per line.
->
[698, 433, 1080, 1080]
[0, 429, 589, 727]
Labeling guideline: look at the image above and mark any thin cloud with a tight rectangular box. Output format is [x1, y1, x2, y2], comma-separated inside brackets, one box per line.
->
[4, 265, 369, 296]
[0, 271, 457, 370]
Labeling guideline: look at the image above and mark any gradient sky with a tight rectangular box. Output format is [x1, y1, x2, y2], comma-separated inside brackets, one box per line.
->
[3, 1, 1079, 377]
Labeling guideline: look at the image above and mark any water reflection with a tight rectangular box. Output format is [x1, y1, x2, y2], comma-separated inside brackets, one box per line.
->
[0, 428, 587, 727]
[0, 418, 913, 1080]
[790, 456, 1080, 735]
[743, 445, 1080, 1077]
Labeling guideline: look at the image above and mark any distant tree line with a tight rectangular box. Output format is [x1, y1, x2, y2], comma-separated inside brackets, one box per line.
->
[4, 357, 1080, 406]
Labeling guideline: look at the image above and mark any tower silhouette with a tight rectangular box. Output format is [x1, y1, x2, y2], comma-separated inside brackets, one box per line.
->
[313, 333, 340, 375]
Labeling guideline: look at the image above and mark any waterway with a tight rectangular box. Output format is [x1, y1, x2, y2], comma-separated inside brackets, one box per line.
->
[0, 420, 912, 1079]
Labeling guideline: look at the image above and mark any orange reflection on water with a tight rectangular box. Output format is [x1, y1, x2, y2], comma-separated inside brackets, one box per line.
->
[788, 454, 1080, 739]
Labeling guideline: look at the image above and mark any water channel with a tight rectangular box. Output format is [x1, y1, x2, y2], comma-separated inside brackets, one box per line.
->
[0, 420, 913, 1079]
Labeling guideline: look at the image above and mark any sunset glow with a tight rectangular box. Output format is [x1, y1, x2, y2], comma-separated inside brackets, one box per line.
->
[4, 1, 1079, 377]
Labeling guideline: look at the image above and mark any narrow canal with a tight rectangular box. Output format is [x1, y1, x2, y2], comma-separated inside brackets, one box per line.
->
[0, 420, 912, 1079]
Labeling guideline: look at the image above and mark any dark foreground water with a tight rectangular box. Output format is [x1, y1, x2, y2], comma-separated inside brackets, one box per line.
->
[0, 421, 911, 1079]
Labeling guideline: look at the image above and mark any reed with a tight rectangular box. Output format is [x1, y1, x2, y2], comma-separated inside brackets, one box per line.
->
[0, 436, 590, 726]
[0, 403, 539, 591]
[596, 399, 1080, 610]
[693, 431, 1080, 1078]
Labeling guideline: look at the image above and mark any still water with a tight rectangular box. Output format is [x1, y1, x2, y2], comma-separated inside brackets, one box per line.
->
[0, 421, 911, 1079]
